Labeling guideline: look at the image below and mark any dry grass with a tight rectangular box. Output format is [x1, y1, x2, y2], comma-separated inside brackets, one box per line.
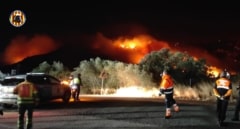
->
[174, 81, 239, 102]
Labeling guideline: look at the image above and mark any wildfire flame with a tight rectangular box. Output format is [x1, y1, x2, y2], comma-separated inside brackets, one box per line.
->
[92, 33, 170, 64]
[113, 86, 159, 97]
[207, 66, 222, 78]
[111, 86, 204, 100]
[0, 29, 231, 77]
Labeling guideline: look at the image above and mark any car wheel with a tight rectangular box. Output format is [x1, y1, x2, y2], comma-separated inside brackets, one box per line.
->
[62, 90, 71, 103]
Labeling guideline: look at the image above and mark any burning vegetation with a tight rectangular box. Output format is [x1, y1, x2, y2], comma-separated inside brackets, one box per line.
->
[1, 32, 233, 75]
[1, 30, 239, 100]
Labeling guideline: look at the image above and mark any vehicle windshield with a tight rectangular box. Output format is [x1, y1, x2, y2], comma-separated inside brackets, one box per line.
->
[1, 78, 25, 86]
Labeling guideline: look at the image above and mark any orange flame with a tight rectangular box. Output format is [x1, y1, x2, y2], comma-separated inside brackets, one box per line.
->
[207, 66, 222, 78]
[92, 33, 170, 64]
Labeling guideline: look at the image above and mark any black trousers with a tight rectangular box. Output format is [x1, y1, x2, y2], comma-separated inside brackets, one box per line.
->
[216, 98, 229, 122]
[18, 104, 35, 129]
[0, 103, 3, 114]
[233, 96, 240, 119]
[165, 93, 176, 108]
[73, 85, 80, 100]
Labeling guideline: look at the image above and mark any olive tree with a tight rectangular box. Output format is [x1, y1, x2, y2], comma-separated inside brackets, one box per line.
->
[32, 61, 71, 80]
[139, 48, 207, 86]
[73, 57, 155, 94]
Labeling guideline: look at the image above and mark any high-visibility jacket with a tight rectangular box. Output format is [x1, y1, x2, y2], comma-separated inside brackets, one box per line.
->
[159, 74, 174, 94]
[73, 78, 80, 85]
[213, 77, 232, 99]
[73, 77, 82, 86]
[13, 81, 39, 105]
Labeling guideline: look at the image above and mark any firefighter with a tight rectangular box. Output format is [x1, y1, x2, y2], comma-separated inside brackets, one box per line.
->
[13, 75, 39, 129]
[159, 70, 179, 119]
[232, 81, 240, 121]
[213, 70, 232, 127]
[72, 73, 83, 101]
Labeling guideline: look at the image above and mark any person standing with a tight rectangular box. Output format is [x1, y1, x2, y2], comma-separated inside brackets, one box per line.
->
[232, 81, 240, 121]
[159, 70, 179, 119]
[213, 70, 232, 127]
[72, 73, 83, 101]
[13, 75, 39, 129]
[0, 103, 3, 115]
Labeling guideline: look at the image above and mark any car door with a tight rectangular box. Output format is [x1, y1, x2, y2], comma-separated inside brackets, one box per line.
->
[48, 76, 62, 98]
[32, 75, 52, 100]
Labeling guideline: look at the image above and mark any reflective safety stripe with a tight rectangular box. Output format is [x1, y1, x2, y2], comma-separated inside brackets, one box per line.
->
[164, 91, 173, 94]
[162, 87, 173, 94]
[17, 97, 35, 104]
[217, 86, 230, 90]
[17, 99, 35, 104]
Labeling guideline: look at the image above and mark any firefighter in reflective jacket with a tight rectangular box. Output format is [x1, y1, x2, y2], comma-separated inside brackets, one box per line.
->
[13, 75, 39, 129]
[72, 73, 82, 101]
[159, 70, 179, 119]
[213, 70, 232, 127]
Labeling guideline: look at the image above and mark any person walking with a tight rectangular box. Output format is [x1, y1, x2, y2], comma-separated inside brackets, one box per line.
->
[13, 74, 39, 129]
[213, 70, 232, 127]
[159, 70, 179, 119]
[232, 81, 240, 121]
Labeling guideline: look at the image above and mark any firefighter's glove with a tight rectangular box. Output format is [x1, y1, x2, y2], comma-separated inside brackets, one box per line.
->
[159, 89, 164, 96]
[219, 96, 225, 100]
[158, 92, 162, 96]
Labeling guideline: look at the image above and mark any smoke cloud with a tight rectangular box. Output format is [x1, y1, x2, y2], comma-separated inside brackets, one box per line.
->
[1, 34, 59, 64]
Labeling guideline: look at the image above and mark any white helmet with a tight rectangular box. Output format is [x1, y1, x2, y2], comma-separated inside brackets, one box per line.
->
[219, 70, 230, 79]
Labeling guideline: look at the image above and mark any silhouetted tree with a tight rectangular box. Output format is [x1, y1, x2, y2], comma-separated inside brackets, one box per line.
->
[139, 48, 207, 86]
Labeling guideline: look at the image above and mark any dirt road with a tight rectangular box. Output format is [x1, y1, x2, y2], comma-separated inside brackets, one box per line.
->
[0, 95, 239, 129]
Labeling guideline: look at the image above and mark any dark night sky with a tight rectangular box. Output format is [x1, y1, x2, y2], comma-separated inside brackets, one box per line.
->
[1, 1, 240, 72]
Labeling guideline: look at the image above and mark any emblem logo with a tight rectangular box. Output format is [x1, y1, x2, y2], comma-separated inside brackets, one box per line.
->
[9, 10, 26, 27]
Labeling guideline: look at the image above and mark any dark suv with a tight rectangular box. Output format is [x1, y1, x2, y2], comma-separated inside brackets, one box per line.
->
[0, 73, 71, 108]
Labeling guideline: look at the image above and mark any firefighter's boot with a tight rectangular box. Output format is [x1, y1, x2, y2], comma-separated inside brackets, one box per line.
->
[165, 108, 171, 119]
[173, 104, 179, 112]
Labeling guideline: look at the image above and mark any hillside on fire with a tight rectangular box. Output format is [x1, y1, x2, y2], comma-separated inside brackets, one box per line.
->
[1, 48, 240, 101]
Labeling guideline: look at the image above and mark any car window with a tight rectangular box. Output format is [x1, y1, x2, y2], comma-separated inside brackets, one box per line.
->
[28, 75, 48, 84]
[1, 78, 25, 86]
[48, 76, 60, 85]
